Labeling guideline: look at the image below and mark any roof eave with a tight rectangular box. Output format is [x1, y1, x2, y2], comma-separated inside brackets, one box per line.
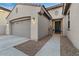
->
[64, 3, 71, 15]
[0, 7, 11, 12]
[42, 5, 52, 20]
[47, 3, 63, 11]
[17, 3, 42, 7]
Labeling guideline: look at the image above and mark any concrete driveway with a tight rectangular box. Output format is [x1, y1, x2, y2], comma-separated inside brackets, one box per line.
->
[0, 35, 60, 56]
[0, 35, 29, 51]
[0, 47, 28, 56]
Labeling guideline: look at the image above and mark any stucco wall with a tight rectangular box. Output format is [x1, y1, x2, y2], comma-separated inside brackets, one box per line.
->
[48, 7, 63, 19]
[0, 25, 6, 35]
[64, 4, 79, 49]
[0, 9, 10, 35]
[7, 4, 41, 41]
[38, 14, 49, 39]
[0, 10, 10, 25]
[7, 4, 41, 21]
[31, 13, 39, 41]
[63, 15, 68, 36]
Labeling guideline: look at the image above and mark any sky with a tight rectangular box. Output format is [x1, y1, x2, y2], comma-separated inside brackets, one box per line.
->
[0, 3, 59, 10]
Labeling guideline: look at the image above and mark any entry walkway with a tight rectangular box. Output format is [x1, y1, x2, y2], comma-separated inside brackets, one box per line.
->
[35, 34, 60, 56]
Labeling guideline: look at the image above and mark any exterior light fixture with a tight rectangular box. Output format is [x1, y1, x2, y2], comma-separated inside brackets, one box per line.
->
[32, 17, 36, 24]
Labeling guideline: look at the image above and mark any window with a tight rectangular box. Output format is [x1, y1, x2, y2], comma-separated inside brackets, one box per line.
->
[68, 11, 70, 31]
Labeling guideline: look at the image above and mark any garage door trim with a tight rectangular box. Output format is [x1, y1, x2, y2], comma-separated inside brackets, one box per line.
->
[10, 16, 31, 23]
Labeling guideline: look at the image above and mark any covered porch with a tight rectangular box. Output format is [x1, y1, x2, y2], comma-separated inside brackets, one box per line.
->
[49, 18, 63, 36]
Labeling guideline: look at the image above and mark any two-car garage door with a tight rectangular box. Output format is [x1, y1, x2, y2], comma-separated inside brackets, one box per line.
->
[11, 17, 31, 38]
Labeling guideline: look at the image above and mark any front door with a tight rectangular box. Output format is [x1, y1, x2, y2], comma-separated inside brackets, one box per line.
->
[55, 21, 61, 33]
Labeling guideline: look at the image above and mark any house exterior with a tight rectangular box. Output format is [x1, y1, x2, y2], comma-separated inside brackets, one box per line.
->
[7, 3, 52, 41]
[63, 3, 79, 49]
[0, 7, 11, 35]
[47, 4, 63, 34]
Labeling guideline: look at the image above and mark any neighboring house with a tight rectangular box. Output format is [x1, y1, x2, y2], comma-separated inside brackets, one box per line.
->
[0, 7, 11, 35]
[47, 4, 63, 34]
[7, 3, 52, 41]
[63, 3, 79, 49]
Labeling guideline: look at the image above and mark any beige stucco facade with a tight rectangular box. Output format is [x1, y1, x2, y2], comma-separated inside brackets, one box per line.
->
[38, 14, 49, 39]
[0, 9, 10, 25]
[47, 4, 63, 34]
[48, 7, 63, 19]
[7, 4, 51, 41]
[63, 3, 79, 49]
[0, 8, 10, 35]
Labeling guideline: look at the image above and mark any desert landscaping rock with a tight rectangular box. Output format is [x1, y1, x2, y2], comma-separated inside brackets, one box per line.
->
[14, 35, 51, 56]
[60, 36, 79, 56]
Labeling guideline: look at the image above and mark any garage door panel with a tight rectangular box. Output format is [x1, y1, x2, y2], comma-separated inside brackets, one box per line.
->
[11, 20, 31, 38]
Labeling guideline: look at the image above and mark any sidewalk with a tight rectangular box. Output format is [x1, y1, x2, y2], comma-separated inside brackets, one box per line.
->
[35, 34, 60, 56]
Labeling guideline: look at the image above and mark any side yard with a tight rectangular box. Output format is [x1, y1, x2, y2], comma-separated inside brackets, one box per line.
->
[60, 36, 79, 56]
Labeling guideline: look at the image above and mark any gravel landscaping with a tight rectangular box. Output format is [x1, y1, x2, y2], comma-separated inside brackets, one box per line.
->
[60, 36, 79, 56]
[14, 35, 51, 56]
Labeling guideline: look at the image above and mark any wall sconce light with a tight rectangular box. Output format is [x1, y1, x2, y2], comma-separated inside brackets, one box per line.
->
[32, 17, 36, 24]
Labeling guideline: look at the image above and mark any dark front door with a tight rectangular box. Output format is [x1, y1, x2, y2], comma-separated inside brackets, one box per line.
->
[55, 21, 61, 33]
